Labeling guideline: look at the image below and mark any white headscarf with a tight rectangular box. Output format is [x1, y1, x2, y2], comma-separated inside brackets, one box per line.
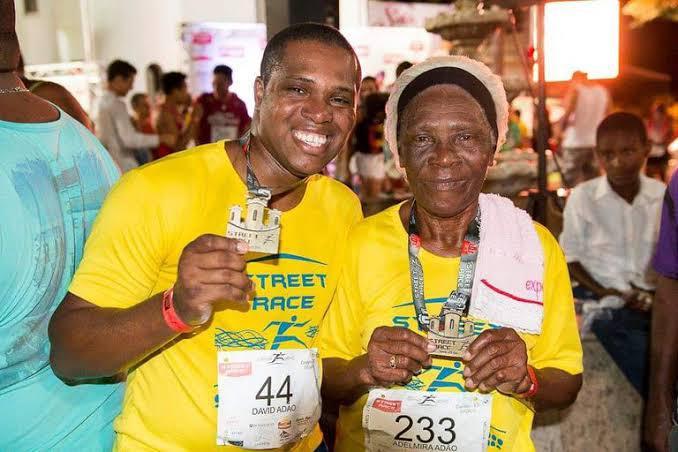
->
[384, 55, 509, 173]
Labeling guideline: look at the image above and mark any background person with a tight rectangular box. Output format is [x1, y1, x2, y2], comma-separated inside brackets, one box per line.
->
[0, 1, 123, 448]
[194, 64, 251, 145]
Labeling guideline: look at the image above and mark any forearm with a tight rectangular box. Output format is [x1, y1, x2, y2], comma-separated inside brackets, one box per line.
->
[528, 367, 582, 411]
[568, 262, 618, 298]
[322, 356, 371, 406]
[49, 292, 179, 379]
[648, 276, 678, 409]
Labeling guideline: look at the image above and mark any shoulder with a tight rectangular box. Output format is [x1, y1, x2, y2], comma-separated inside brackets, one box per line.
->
[642, 175, 667, 199]
[196, 92, 211, 103]
[532, 222, 560, 255]
[308, 175, 361, 218]
[567, 177, 600, 205]
[346, 203, 403, 250]
[127, 142, 229, 204]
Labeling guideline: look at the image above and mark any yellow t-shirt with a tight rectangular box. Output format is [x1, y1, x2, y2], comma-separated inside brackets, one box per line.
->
[319, 203, 583, 452]
[69, 141, 363, 451]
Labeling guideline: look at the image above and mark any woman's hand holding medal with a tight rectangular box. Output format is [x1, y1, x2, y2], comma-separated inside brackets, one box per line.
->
[462, 328, 533, 396]
[172, 234, 255, 327]
[356, 326, 437, 387]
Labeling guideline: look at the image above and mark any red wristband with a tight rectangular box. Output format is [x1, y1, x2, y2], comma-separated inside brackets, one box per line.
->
[162, 287, 193, 333]
[519, 365, 539, 399]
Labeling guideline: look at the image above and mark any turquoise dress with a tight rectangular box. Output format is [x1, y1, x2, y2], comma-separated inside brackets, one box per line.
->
[0, 109, 123, 451]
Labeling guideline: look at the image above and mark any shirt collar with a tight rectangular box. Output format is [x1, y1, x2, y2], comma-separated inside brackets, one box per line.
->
[594, 174, 661, 203]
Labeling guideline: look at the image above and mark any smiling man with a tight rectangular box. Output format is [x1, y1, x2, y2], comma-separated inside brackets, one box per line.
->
[48, 23, 362, 451]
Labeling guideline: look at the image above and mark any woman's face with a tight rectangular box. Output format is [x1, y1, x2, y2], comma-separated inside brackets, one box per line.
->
[398, 84, 496, 218]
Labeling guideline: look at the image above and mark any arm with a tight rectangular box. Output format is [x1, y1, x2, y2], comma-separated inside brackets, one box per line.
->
[568, 261, 620, 298]
[556, 86, 578, 139]
[113, 101, 159, 149]
[644, 274, 678, 451]
[155, 109, 178, 150]
[49, 234, 252, 380]
[49, 292, 176, 378]
[34, 81, 94, 131]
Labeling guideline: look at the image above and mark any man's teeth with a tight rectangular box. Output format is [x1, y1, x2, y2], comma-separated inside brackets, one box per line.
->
[294, 131, 328, 147]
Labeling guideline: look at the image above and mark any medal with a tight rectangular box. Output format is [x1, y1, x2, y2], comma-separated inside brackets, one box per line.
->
[226, 135, 281, 254]
[408, 201, 481, 359]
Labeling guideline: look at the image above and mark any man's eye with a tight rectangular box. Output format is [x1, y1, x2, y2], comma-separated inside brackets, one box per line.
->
[288, 87, 305, 95]
[415, 135, 432, 143]
[459, 133, 472, 141]
[332, 97, 351, 105]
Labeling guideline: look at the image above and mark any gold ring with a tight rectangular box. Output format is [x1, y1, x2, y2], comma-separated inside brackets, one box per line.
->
[389, 355, 397, 369]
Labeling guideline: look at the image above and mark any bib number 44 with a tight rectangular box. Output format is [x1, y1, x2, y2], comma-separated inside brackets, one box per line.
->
[255, 375, 293, 406]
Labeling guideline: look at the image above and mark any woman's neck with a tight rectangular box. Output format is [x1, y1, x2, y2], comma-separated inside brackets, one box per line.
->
[405, 201, 478, 258]
[0, 72, 24, 89]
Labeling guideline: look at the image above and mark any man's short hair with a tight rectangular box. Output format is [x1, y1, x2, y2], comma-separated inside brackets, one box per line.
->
[213, 65, 233, 80]
[362, 76, 376, 84]
[260, 22, 360, 86]
[107, 59, 137, 82]
[130, 92, 148, 108]
[597, 112, 647, 144]
[395, 61, 413, 78]
[161, 71, 187, 95]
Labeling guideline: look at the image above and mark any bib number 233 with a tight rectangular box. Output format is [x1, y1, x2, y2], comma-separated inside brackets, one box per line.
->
[217, 349, 320, 449]
[363, 389, 492, 452]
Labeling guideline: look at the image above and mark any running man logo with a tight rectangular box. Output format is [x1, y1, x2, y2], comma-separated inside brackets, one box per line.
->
[263, 315, 309, 349]
[412, 362, 467, 393]
[418, 394, 437, 406]
[268, 352, 287, 365]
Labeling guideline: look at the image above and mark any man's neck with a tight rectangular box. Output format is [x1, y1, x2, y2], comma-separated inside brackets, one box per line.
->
[215, 91, 231, 102]
[608, 175, 642, 205]
[246, 136, 307, 211]
[406, 201, 478, 258]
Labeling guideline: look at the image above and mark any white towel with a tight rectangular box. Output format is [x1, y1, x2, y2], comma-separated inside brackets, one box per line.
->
[468, 194, 544, 334]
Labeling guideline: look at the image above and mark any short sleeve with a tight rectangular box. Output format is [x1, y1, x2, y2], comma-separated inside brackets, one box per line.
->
[653, 183, 678, 278]
[68, 170, 168, 308]
[530, 226, 584, 375]
[559, 188, 586, 264]
[318, 237, 365, 361]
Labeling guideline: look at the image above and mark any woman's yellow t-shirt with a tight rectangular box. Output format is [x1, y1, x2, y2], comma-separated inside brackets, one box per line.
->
[319, 203, 583, 452]
[69, 142, 363, 451]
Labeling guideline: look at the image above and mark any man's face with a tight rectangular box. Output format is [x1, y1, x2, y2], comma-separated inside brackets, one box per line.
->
[596, 130, 649, 187]
[399, 84, 495, 218]
[134, 96, 151, 118]
[176, 81, 191, 105]
[253, 40, 359, 178]
[112, 75, 135, 96]
[213, 73, 231, 97]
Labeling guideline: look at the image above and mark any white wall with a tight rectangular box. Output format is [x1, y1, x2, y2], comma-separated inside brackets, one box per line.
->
[15, 0, 262, 93]
[14, 0, 61, 65]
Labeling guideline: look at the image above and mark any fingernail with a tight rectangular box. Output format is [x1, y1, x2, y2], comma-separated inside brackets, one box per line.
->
[462, 368, 470, 377]
[465, 378, 474, 388]
[249, 280, 256, 291]
[426, 342, 437, 352]
[463, 352, 472, 361]
[236, 241, 249, 253]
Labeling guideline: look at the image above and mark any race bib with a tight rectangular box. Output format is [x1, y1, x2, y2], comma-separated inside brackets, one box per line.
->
[217, 349, 321, 449]
[211, 124, 239, 142]
[363, 389, 492, 452]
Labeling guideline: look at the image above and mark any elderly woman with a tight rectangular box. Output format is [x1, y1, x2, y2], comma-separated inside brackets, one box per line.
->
[319, 56, 583, 452]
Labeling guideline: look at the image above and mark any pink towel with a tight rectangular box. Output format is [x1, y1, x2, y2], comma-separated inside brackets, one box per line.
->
[468, 194, 544, 334]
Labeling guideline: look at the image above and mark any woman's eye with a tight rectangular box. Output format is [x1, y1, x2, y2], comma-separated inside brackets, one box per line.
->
[459, 133, 472, 141]
[288, 87, 305, 95]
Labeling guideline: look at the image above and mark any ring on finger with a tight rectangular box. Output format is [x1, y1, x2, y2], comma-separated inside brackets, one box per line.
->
[389, 355, 397, 369]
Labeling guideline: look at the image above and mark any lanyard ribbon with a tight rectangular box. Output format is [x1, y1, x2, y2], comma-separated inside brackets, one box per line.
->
[407, 201, 481, 332]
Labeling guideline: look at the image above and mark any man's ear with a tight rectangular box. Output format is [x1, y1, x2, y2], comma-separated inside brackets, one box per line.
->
[254, 76, 264, 112]
[642, 141, 652, 158]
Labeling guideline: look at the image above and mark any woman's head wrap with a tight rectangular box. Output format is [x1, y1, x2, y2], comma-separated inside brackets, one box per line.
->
[385, 55, 509, 171]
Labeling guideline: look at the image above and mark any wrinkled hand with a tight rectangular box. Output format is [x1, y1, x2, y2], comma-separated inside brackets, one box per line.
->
[463, 328, 532, 395]
[173, 234, 253, 327]
[623, 290, 652, 312]
[357, 326, 435, 387]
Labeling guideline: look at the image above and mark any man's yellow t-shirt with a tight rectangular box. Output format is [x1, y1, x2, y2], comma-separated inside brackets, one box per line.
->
[319, 203, 583, 452]
[69, 142, 363, 451]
